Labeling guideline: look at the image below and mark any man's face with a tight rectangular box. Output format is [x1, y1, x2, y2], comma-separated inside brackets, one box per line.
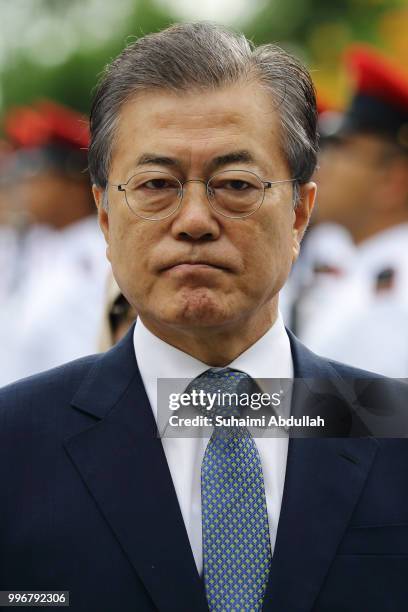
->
[315, 133, 390, 228]
[14, 172, 66, 223]
[95, 83, 314, 334]
[12, 171, 92, 228]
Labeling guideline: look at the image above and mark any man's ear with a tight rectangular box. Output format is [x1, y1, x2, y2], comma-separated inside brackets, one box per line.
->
[92, 184, 111, 261]
[292, 181, 316, 262]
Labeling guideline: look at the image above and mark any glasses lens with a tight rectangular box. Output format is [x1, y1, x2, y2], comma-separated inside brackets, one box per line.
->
[124, 171, 181, 220]
[207, 170, 264, 217]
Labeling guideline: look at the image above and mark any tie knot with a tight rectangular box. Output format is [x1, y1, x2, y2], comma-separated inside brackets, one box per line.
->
[186, 367, 253, 417]
[204, 367, 251, 389]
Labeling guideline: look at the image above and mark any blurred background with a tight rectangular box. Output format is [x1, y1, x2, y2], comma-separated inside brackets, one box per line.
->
[1, 0, 406, 115]
[1, 0, 408, 385]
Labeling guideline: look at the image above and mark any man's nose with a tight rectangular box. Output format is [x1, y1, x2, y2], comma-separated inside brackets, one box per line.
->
[170, 179, 221, 241]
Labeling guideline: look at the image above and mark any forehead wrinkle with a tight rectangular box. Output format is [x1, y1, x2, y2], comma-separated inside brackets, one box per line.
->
[116, 125, 248, 162]
[153, 128, 244, 142]
[152, 108, 250, 130]
[144, 129, 250, 160]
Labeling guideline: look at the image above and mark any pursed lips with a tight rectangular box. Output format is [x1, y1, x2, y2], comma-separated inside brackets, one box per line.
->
[159, 259, 232, 273]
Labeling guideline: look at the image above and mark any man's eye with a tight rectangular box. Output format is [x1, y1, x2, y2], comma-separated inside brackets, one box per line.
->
[143, 179, 173, 190]
[220, 180, 252, 191]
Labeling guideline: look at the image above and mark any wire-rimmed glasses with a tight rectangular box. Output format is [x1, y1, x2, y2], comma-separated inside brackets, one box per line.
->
[109, 169, 297, 221]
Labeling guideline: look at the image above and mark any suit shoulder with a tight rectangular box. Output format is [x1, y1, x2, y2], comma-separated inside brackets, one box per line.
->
[0, 353, 101, 422]
[322, 355, 408, 389]
[324, 358, 385, 380]
[325, 356, 408, 410]
[290, 330, 407, 397]
[287, 328, 388, 381]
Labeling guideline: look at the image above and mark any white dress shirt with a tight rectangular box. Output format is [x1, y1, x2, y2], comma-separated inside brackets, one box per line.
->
[134, 313, 293, 573]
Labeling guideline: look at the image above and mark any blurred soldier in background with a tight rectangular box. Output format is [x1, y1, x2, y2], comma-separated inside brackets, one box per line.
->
[293, 46, 408, 376]
[0, 140, 20, 299]
[279, 100, 355, 329]
[97, 272, 137, 351]
[0, 139, 12, 223]
[0, 100, 109, 385]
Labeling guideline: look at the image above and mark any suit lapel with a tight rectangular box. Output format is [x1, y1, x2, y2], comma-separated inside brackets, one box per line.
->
[263, 333, 379, 612]
[64, 328, 208, 612]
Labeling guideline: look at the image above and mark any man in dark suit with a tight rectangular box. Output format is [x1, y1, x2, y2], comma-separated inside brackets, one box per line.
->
[1, 22, 407, 612]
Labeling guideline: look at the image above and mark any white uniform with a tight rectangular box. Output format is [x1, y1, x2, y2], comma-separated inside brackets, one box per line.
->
[0, 224, 56, 384]
[280, 223, 355, 332]
[0, 216, 109, 386]
[294, 223, 408, 377]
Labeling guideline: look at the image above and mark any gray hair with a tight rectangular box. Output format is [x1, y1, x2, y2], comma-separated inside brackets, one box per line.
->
[89, 22, 318, 205]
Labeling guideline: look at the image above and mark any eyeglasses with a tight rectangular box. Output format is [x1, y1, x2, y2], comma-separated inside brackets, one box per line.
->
[109, 169, 297, 221]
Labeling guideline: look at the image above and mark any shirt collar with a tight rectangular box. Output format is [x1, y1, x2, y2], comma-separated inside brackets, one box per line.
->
[134, 312, 293, 422]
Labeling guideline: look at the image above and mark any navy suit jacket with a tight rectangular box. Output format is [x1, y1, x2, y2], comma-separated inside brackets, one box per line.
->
[0, 327, 407, 612]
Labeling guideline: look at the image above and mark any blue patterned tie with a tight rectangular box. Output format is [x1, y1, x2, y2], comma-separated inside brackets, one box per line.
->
[190, 368, 271, 611]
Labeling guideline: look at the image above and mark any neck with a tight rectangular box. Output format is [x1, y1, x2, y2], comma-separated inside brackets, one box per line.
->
[348, 211, 408, 245]
[140, 299, 279, 366]
[46, 208, 93, 230]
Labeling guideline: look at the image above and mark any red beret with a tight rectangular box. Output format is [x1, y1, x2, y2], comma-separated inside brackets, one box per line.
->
[345, 44, 408, 114]
[322, 44, 408, 144]
[4, 100, 89, 150]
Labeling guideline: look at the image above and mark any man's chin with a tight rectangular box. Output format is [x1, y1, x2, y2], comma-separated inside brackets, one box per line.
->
[154, 289, 237, 329]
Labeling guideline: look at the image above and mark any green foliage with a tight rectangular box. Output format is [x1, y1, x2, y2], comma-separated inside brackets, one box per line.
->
[0, 0, 174, 117]
[244, 0, 405, 52]
[0, 0, 406, 122]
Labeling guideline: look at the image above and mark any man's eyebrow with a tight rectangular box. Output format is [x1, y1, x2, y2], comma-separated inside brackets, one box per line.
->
[136, 154, 179, 168]
[208, 150, 255, 172]
[134, 150, 256, 172]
